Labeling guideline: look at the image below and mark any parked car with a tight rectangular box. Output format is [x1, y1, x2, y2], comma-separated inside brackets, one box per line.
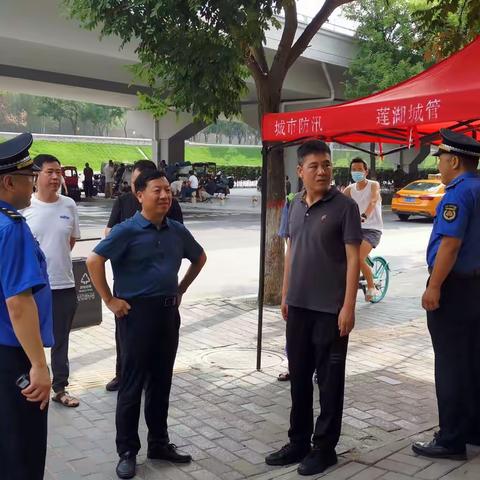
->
[62, 166, 82, 202]
[391, 176, 444, 221]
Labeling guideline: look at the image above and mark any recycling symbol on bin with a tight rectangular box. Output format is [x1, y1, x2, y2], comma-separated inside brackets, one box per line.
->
[80, 273, 91, 286]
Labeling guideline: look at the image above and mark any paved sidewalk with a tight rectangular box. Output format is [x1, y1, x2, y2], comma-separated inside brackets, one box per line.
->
[45, 289, 480, 480]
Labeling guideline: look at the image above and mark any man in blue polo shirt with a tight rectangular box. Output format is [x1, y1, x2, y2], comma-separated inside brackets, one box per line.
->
[0, 133, 53, 480]
[413, 129, 480, 460]
[87, 169, 206, 479]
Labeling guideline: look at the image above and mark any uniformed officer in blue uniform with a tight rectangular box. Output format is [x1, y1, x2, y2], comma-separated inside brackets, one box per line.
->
[87, 169, 207, 479]
[0, 133, 54, 479]
[413, 129, 480, 460]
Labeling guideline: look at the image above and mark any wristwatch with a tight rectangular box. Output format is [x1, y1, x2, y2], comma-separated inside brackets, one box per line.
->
[361, 213, 367, 220]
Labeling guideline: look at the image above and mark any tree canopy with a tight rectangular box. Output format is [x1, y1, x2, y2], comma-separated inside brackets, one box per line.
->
[343, 0, 426, 100]
[413, 0, 480, 61]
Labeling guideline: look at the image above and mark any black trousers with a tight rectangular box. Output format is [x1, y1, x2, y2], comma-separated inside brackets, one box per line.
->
[427, 275, 480, 449]
[51, 288, 78, 393]
[115, 316, 123, 378]
[0, 345, 48, 480]
[286, 306, 348, 450]
[116, 296, 180, 456]
[84, 179, 94, 197]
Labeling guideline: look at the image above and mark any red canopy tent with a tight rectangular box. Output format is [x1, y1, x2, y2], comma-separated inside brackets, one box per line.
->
[254, 37, 480, 369]
[262, 36, 480, 154]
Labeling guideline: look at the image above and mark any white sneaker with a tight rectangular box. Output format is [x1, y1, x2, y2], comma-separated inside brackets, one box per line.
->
[365, 287, 380, 302]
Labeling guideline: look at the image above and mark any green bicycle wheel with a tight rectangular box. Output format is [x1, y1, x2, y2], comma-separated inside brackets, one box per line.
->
[369, 256, 390, 303]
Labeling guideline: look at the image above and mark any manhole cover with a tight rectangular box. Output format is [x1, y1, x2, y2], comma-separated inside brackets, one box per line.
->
[201, 348, 285, 370]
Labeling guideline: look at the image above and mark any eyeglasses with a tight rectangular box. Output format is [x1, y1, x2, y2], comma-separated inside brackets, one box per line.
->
[10, 172, 38, 184]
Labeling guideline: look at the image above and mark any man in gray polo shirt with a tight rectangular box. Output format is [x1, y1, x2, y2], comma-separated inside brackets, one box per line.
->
[265, 140, 362, 476]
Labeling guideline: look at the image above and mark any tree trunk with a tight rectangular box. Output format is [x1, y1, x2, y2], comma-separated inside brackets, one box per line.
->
[263, 146, 285, 305]
[257, 81, 285, 306]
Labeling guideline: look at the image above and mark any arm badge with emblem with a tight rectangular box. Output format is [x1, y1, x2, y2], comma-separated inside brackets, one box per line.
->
[443, 204, 458, 222]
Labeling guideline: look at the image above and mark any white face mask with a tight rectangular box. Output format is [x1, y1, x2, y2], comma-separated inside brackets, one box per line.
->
[351, 171, 366, 182]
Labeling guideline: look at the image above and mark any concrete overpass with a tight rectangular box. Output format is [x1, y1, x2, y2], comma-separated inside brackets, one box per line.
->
[0, 0, 356, 163]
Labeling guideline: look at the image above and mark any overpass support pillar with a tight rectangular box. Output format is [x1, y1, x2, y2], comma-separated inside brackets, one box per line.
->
[152, 115, 204, 166]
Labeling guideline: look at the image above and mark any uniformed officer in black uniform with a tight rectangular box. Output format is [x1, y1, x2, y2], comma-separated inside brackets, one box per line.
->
[0, 133, 54, 479]
[413, 129, 480, 460]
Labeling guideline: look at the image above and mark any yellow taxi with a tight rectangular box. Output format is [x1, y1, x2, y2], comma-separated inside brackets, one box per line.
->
[391, 176, 445, 221]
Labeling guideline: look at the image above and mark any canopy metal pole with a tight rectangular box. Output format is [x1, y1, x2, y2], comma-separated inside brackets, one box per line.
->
[256, 144, 269, 371]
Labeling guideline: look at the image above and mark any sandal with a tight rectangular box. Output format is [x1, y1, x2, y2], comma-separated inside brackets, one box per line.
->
[52, 391, 80, 408]
[277, 372, 290, 382]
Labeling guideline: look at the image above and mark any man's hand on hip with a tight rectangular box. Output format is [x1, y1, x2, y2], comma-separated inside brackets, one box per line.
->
[106, 297, 131, 318]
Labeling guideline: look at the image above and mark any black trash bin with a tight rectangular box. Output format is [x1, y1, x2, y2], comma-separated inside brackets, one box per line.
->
[71, 257, 102, 330]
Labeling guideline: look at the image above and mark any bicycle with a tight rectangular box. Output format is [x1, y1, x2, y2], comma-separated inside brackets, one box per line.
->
[359, 255, 390, 303]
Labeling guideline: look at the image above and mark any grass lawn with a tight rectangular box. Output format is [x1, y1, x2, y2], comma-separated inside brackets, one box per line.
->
[0, 137, 438, 171]
[27, 140, 151, 171]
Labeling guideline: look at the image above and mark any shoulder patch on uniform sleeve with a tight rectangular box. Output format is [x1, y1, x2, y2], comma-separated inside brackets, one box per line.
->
[0, 207, 23, 221]
[442, 203, 458, 222]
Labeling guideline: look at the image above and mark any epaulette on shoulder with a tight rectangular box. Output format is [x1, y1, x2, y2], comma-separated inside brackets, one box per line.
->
[0, 207, 23, 221]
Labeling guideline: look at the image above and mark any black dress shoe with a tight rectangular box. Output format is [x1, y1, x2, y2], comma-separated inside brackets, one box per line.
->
[147, 443, 192, 463]
[265, 443, 311, 466]
[298, 448, 337, 476]
[116, 452, 136, 479]
[106, 376, 120, 392]
[412, 438, 466, 460]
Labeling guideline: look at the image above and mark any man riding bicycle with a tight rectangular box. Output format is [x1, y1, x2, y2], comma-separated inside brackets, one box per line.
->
[344, 157, 383, 301]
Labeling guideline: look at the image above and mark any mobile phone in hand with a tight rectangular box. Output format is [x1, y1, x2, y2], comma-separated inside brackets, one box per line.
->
[16, 373, 30, 389]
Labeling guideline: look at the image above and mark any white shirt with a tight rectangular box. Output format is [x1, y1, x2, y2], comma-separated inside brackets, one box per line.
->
[189, 174, 199, 189]
[349, 180, 383, 232]
[104, 164, 115, 183]
[22, 195, 81, 289]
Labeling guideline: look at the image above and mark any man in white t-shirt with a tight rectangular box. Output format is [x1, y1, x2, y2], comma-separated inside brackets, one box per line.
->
[103, 160, 115, 198]
[180, 170, 198, 201]
[22, 154, 81, 408]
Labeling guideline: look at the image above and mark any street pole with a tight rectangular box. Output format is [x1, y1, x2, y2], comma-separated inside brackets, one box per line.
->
[256, 143, 269, 371]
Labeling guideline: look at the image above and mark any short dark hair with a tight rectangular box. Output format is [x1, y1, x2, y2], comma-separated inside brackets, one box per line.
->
[33, 154, 61, 170]
[457, 153, 479, 170]
[133, 159, 157, 173]
[297, 140, 331, 165]
[350, 157, 368, 170]
[134, 169, 167, 192]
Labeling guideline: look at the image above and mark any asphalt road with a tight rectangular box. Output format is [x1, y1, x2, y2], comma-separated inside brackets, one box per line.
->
[73, 197, 433, 302]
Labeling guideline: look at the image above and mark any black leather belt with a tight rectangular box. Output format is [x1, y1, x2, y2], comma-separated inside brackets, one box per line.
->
[126, 295, 178, 306]
[428, 268, 480, 279]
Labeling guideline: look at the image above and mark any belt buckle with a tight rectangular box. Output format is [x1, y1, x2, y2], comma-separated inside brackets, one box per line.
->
[164, 296, 176, 307]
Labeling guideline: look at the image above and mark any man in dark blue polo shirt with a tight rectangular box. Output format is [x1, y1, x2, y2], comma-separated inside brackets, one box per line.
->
[87, 170, 206, 479]
[0, 133, 53, 480]
[265, 140, 362, 476]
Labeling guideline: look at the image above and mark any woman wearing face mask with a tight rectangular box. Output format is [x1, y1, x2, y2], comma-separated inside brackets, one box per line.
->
[344, 157, 383, 301]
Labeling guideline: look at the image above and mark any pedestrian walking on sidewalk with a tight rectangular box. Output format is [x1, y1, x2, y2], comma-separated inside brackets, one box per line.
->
[87, 169, 206, 479]
[265, 140, 362, 476]
[413, 129, 480, 461]
[104, 159, 183, 393]
[0, 133, 53, 479]
[23, 154, 81, 409]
